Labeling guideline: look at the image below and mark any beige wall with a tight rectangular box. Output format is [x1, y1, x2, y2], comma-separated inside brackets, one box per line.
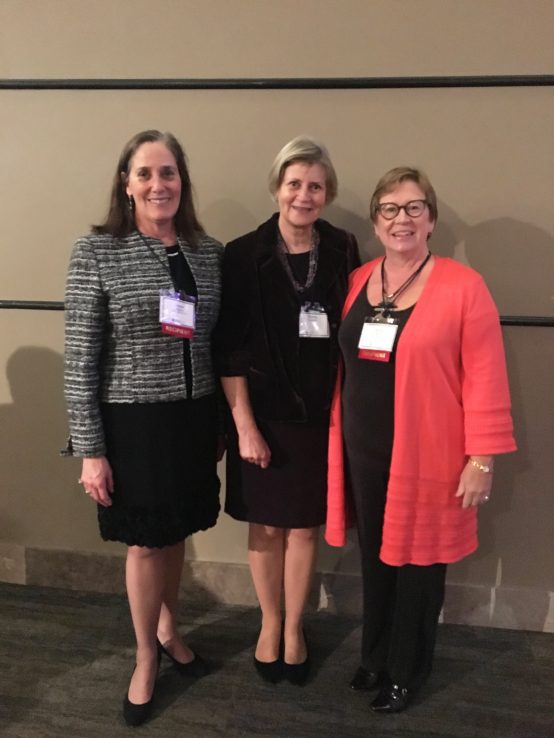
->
[1, 1, 553, 626]
[1, 0, 553, 77]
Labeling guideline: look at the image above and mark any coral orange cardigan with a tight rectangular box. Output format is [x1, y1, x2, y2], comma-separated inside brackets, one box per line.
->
[325, 256, 516, 565]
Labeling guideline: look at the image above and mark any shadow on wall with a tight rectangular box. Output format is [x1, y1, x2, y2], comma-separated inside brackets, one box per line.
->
[442, 206, 554, 570]
[325, 203, 374, 262]
[439, 209, 553, 629]
[200, 199, 260, 246]
[429, 204, 554, 316]
[201, 199, 376, 262]
[464, 217, 554, 316]
[0, 346, 83, 544]
[0, 346, 214, 561]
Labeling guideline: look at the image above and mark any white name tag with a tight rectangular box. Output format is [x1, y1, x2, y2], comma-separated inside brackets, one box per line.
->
[159, 290, 196, 338]
[358, 321, 398, 362]
[299, 304, 330, 338]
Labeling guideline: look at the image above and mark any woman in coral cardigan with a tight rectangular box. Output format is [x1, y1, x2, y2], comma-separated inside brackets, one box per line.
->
[325, 167, 516, 713]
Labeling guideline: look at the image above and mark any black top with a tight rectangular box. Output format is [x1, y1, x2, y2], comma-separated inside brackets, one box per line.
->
[338, 281, 414, 460]
[166, 244, 198, 397]
[287, 251, 331, 421]
[214, 213, 361, 423]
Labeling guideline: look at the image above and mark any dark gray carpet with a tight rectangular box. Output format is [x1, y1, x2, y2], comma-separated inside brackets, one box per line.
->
[0, 583, 552, 737]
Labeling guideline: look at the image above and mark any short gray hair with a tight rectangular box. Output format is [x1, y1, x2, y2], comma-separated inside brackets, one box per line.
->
[268, 135, 338, 204]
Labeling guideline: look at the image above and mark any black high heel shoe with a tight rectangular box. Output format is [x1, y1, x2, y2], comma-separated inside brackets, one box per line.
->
[253, 653, 283, 683]
[283, 629, 310, 685]
[157, 638, 210, 678]
[122, 652, 160, 727]
[253, 624, 284, 683]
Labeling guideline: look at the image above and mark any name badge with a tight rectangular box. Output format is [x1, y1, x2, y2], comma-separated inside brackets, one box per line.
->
[159, 290, 196, 338]
[299, 302, 330, 339]
[358, 319, 398, 362]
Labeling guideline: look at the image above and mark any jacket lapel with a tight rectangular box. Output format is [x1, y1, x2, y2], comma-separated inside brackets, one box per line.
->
[253, 215, 301, 315]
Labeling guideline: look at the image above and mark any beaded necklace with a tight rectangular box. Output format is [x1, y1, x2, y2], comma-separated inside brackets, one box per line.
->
[276, 228, 320, 293]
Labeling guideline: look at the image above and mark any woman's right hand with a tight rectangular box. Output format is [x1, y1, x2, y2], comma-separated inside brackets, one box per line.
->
[220, 376, 271, 468]
[238, 426, 271, 469]
[79, 456, 114, 507]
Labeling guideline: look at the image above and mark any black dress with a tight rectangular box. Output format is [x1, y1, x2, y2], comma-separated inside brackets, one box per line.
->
[225, 251, 331, 529]
[97, 246, 220, 547]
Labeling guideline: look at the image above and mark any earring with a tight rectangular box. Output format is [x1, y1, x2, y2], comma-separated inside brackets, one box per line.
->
[128, 195, 135, 212]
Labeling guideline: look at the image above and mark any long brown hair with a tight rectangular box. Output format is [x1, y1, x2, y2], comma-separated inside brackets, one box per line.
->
[92, 130, 205, 245]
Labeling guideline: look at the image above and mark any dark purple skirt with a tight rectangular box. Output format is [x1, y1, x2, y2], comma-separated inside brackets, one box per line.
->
[225, 416, 329, 528]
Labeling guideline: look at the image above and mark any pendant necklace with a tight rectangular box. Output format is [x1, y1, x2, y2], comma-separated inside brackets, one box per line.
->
[375, 251, 431, 317]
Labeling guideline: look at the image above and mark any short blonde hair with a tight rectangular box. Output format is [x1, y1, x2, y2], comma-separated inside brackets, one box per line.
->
[370, 166, 438, 223]
[268, 135, 338, 204]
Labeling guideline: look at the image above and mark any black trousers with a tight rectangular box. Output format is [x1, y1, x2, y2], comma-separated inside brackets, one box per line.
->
[348, 456, 447, 690]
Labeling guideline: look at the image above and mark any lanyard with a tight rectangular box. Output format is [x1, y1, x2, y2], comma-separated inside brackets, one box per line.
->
[138, 231, 173, 278]
[376, 251, 431, 318]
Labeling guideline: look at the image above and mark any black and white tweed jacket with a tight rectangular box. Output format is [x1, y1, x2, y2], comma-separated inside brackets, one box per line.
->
[64, 231, 223, 457]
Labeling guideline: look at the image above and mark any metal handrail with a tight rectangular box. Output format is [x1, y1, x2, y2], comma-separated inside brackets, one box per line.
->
[0, 300, 65, 311]
[1, 75, 553, 90]
[0, 300, 552, 326]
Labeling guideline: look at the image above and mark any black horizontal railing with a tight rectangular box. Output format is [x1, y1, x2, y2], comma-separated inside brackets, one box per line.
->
[499, 316, 554, 327]
[1, 75, 553, 91]
[0, 300, 65, 311]
[0, 300, 552, 327]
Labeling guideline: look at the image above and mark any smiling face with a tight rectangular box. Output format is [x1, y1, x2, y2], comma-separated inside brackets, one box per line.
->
[125, 141, 182, 234]
[276, 162, 327, 232]
[373, 180, 435, 258]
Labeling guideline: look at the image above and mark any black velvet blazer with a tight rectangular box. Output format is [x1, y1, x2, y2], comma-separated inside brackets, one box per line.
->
[214, 213, 360, 422]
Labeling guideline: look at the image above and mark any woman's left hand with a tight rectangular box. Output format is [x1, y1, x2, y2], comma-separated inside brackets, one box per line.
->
[455, 458, 493, 509]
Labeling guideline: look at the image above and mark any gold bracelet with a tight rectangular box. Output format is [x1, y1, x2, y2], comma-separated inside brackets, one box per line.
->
[470, 459, 493, 473]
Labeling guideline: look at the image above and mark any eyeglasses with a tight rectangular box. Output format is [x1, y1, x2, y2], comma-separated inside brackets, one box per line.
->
[376, 200, 428, 220]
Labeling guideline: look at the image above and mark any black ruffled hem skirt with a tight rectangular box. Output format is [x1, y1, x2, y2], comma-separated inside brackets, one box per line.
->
[98, 395, 220, 548]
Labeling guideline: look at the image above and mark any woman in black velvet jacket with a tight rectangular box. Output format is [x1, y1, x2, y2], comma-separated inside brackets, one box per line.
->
[215, 136, 359, 684]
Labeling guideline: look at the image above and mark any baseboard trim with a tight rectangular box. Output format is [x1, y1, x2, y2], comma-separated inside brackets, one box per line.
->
[0, 545, 551, 632]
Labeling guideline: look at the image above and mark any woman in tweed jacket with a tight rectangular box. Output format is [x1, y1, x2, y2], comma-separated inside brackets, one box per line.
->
[64, 130, 222, 726]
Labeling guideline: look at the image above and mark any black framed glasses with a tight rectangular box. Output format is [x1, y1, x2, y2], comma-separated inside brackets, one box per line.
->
[376, 200, 428, 220]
